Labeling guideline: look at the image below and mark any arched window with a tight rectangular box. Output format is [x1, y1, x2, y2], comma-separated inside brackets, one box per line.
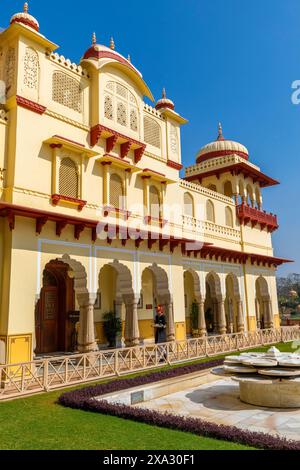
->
[149, 185, 160, 219]
[23, 47, 39, 90]
[117, 102, 127, 126]
[52, 72, 81, 112]
[184, 192, 194, 217]
[104, 95, 113, 120]
[206, 200, 215, 223]
[144, 116, 161, 149]
[104, 80, 139, 133]
[225, 206, 234, 227]
[110, 173, 124, 209]
[59, 158, 79, 198]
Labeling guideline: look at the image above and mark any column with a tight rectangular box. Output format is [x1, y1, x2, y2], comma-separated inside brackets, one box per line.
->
[217, 299, 227, 335]
[142, 176, 150, 217]
[77, 298, 98, 353]
[101, 162, 111, 206]
[165, 302, 175, 342]
[197, 300, 207, 337]
[227, 299, 234, 334]
[264, 300, 274, 329]
[115, 299, 124, 348]
[237, 300, 245, 333]
[124, 300, 140, 347]
[212, 300, 218, 333]
[255, 298, 261, 329]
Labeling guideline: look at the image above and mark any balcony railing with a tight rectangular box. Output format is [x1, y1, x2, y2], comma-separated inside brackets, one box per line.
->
[0, 327, 298, 401]
[236, 203, 278, 232]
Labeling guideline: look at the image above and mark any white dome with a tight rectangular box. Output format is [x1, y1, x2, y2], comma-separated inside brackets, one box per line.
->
[196, 124, 249, 163]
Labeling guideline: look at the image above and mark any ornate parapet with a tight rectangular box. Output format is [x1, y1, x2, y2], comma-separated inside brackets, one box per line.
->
[236, 203, 278, 232]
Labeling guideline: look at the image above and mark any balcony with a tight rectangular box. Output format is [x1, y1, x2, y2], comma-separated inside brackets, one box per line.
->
[236, 204, 278, 232]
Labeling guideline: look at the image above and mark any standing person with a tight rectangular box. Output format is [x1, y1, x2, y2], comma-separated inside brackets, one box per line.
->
[154, 305, 167, 344]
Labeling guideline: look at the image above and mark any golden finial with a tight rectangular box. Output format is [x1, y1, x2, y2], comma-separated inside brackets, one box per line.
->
[127, 54, 131, 62]
[92, 32, 97, 45]
[162, 88, 166, 99]
[24, 2, 29, 13]
[110, 37, 115, 50]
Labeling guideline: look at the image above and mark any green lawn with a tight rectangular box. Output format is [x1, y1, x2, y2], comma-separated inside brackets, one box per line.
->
[0, 342, 295, 450]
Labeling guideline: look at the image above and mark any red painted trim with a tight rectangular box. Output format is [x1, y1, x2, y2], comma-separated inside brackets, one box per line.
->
[167, 160, 183, 171]
[236, 203, 279, 232]
[134, 145, 146, 163]
[144, 216, 168, 228]
[155, 102, 175, 111]
[196, 149, 249, 163]
[121, 141, 132, 159]
[0, 203, 292, 266]
[83, 48, 138, 74]
[16, 96, 46, 115]
[53, 135, 85, 148]
[50, 144, 62, 149]
[11, 18, 39, 32]
[106, 135, 117, 154]
[143, 169, 166, 178]
[103, 206, 131, 220]
[51, 194, 87, 212]
[185, 162, 279, 188]
[102, 154, 131, 165]
[90, 124, 146, 163]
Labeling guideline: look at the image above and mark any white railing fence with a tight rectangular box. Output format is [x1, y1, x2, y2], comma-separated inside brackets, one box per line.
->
[0, 326, 299, 401]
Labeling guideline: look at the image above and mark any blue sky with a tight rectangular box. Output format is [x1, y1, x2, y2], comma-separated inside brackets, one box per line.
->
[2, 0, 300, 276]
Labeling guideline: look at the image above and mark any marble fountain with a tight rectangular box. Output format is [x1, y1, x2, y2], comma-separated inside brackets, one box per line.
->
[213, 347, 300, 408]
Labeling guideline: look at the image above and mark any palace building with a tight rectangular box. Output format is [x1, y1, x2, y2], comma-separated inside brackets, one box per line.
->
[0, 4, 291, 365]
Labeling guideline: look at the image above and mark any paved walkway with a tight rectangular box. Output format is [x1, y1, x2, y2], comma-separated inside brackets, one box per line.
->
[135, 375, 300, 441]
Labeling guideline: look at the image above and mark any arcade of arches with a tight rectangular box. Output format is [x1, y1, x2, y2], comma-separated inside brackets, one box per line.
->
[35, 256, 274, 355]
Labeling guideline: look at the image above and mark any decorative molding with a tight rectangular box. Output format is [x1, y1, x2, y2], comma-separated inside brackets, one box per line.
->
[237, 203, 278, 232]
[90, 123, 146, 163]
[185, 155, 279, 188]
[167, 159, 183, 171]
[143, 103, 164, 120]
[45, 109, 89, 131]
[16, 95, 46, 115]
[179, 180, 235, 205]
[46, 51, 89, 78]
[51, 194, 87, 211]
[182, 215, 240, 240]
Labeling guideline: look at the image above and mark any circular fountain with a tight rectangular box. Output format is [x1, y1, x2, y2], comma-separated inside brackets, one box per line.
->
[213, 347, 300, 408]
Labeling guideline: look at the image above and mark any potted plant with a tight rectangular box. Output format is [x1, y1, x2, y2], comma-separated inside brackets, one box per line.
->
[191, 301, 199, 337]
[103, 311, 122, 348]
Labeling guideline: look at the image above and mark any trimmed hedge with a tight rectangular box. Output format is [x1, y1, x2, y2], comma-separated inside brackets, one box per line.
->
[59, 359, 300, 450]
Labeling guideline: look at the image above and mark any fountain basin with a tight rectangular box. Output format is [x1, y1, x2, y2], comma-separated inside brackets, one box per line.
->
[234, 377, 300, 408]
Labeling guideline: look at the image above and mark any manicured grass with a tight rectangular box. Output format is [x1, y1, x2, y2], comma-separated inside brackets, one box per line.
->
[0, 342, 295, 450]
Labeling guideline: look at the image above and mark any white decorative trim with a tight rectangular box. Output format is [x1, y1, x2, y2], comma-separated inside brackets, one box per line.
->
[179, 180, 235, 205]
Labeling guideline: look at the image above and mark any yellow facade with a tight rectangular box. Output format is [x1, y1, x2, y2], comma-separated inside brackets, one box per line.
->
[0, 5, 288, 364]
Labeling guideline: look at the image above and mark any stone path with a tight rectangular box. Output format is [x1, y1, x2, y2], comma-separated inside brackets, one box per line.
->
[135, 375, 300, 441]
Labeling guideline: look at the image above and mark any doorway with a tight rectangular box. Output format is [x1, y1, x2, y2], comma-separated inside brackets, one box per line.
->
[35, 261, 75, 354]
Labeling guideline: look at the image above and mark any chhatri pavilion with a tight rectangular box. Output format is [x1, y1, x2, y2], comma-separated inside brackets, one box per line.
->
[0, 4, 291, 364]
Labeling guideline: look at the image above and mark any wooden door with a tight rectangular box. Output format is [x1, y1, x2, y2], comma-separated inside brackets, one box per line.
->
[40, 286, 59, 353]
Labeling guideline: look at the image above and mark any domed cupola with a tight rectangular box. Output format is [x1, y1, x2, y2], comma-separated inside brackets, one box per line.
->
[155, 88, 175, 111]
[196, 123, 249, 164]
[82, 33, 142, 77]
[10, 2, 39, 33]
